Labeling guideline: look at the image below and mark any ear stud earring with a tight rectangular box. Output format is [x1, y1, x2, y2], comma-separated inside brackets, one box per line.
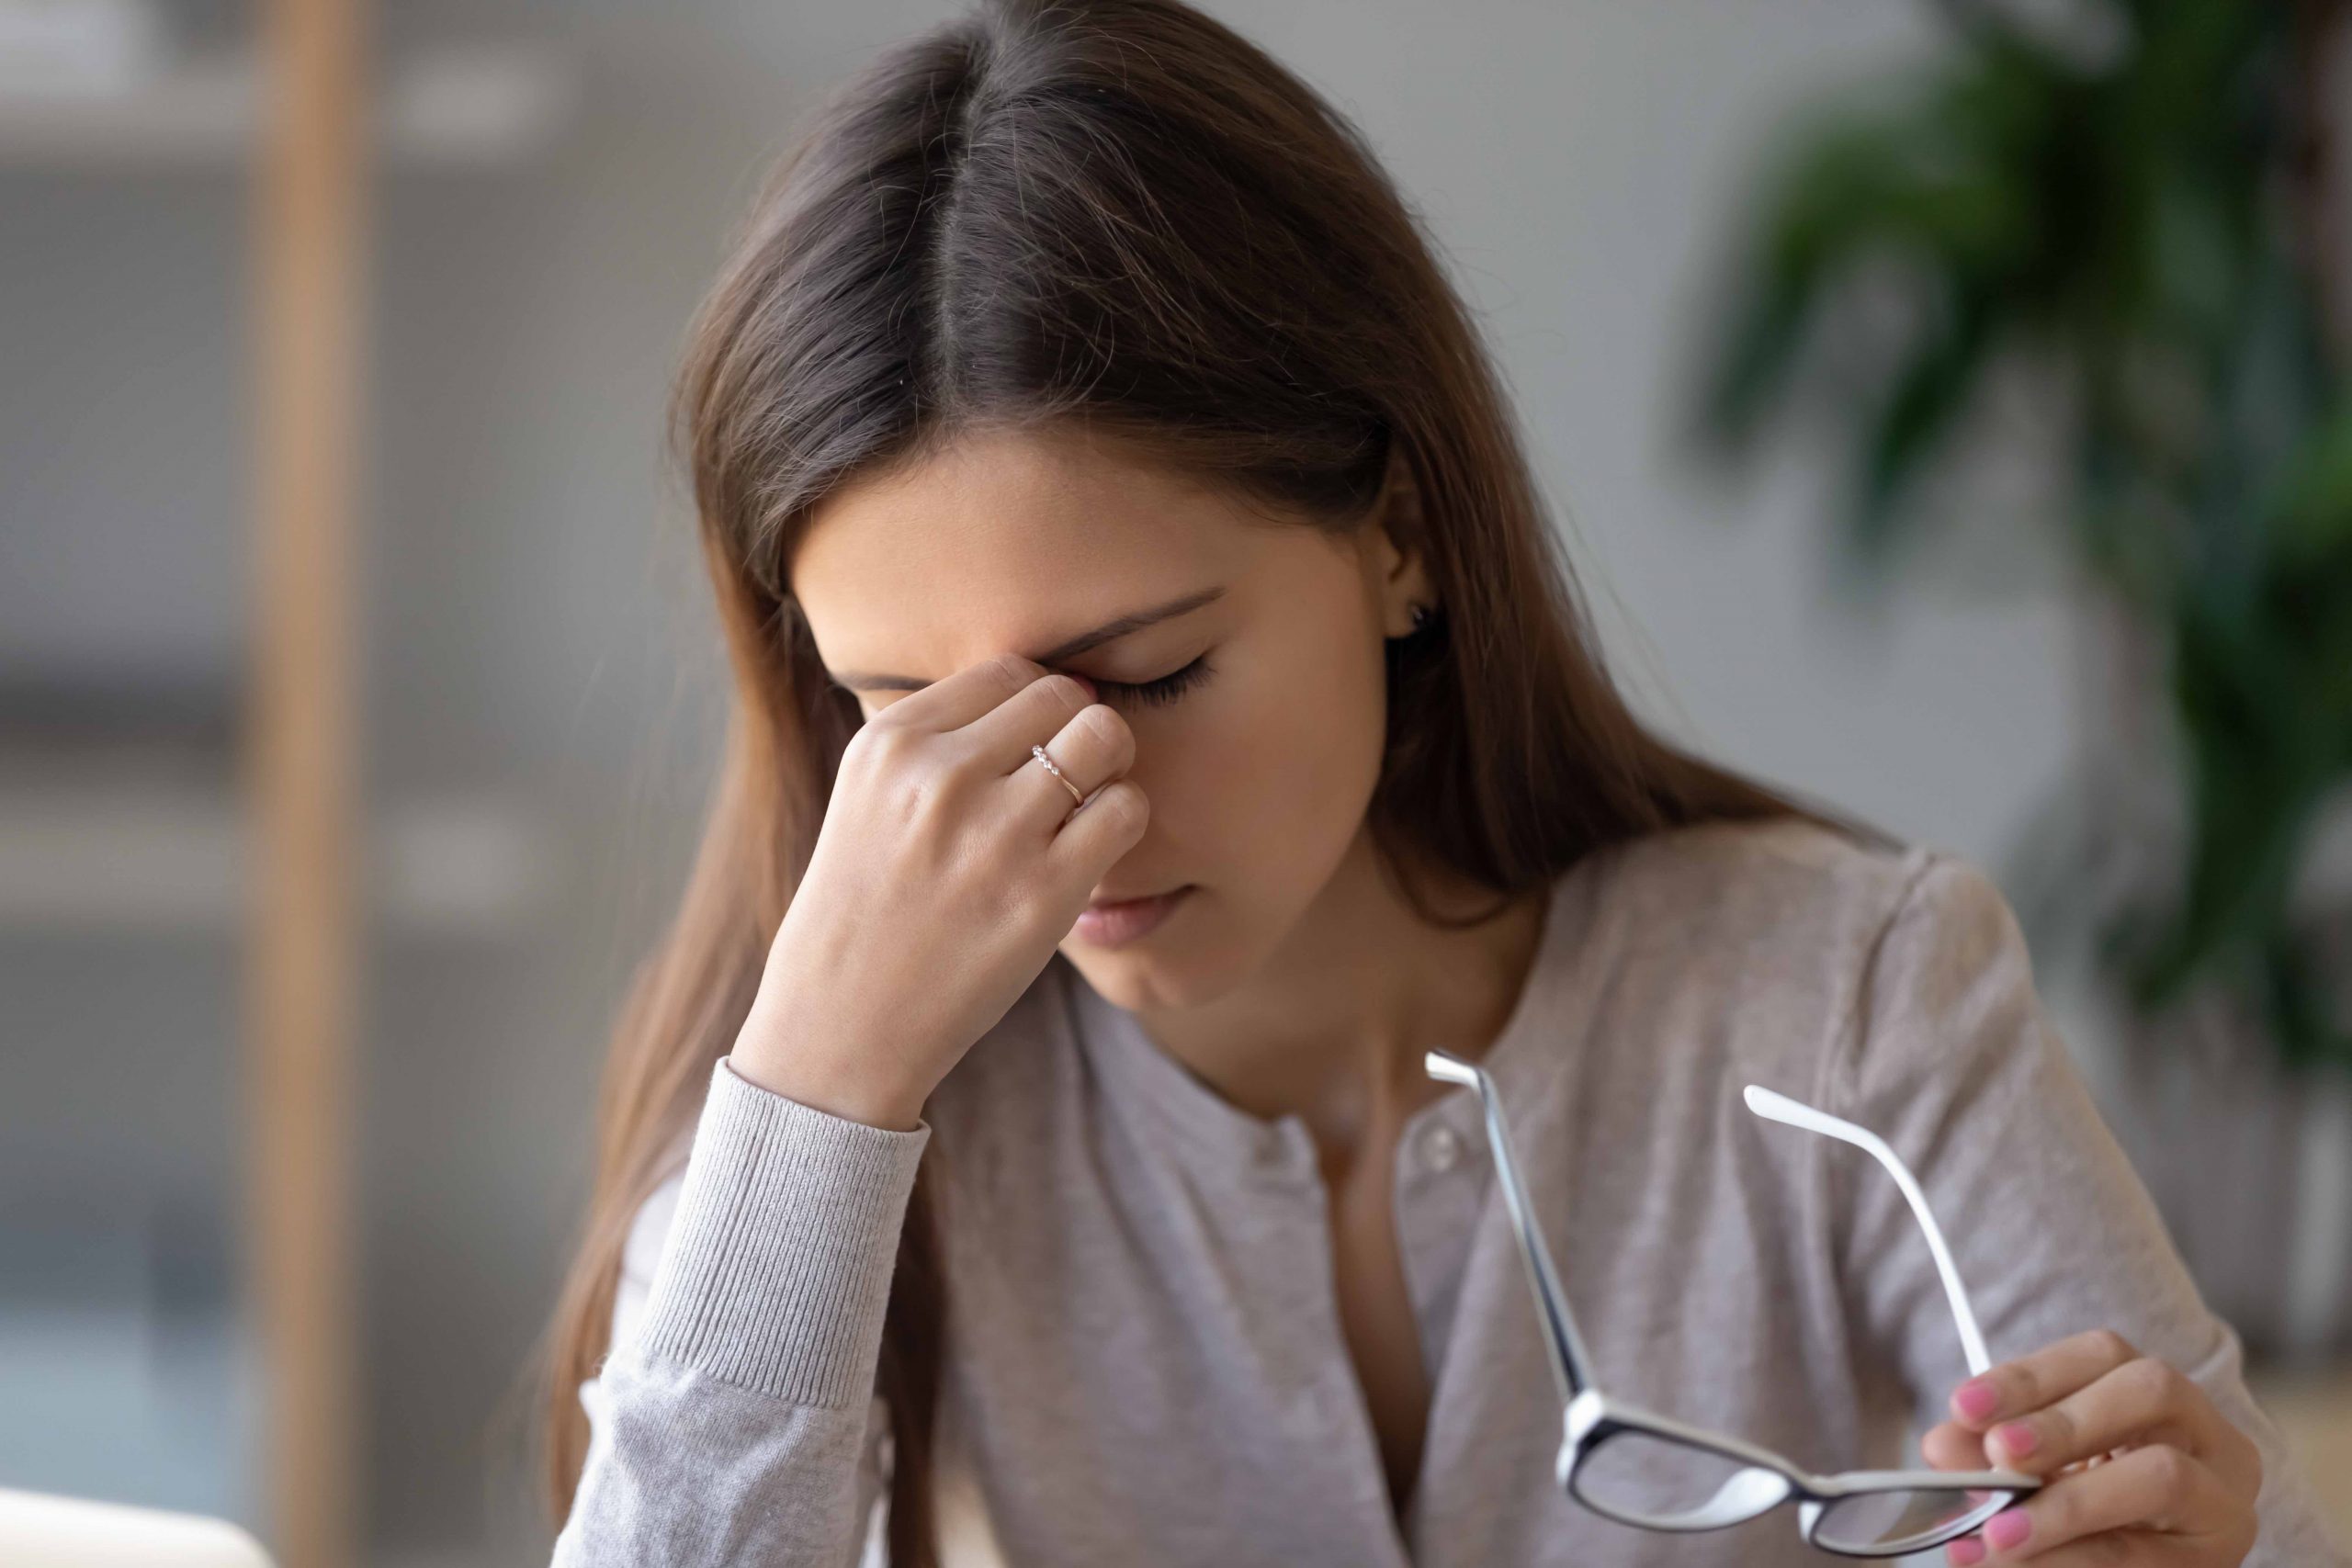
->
[1388, 602, 1437, 645]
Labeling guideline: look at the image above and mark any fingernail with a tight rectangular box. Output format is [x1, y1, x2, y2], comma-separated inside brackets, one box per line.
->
[1953, 1378, 1998, 1422]
[1985, 1508, 2031, 1551]
[1946, 1535, 1984, 1566]
[1991, 1420, 2037, 1460]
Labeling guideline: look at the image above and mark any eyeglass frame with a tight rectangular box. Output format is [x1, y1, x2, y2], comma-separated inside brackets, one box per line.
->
[1422, 1047, 2041, 1559]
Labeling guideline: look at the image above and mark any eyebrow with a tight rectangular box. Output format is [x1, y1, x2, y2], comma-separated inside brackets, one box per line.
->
[825, 584, 1227, 692]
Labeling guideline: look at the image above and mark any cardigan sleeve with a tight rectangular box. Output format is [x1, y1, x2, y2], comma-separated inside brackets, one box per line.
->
[1822, 852, 2346, 1567]
[549, 1057, 928, 1568]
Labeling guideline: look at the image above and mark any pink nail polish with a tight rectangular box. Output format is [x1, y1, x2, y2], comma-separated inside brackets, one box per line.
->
[1992, 1420, 2037, 1458]
[1947, 1535, 1985, 1566]
[1954, 1379, 1998, 1422]
[1986, 1508, 2031, 1551]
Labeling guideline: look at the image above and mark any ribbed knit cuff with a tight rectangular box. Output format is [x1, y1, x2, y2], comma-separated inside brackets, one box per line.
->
[634, 1056, 933, 1409]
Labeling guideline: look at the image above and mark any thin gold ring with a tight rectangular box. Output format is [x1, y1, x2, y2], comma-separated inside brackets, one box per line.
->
[1031, 743, 1087, 807]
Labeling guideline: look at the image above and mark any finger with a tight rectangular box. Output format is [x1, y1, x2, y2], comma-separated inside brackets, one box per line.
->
[959, 665, 1103, 769]
[1982, 1354, 2241, 1488]
[1957, 1535, 2202, 1568]
[875, 652, 1056, 733]
[1957, 1442, 2247, 1563]
[1922, 1421, 2109, 1482]
[1922, 1418, 1991, 1472]
[1045, 776, 1149, 886]
[1951, 1329, 2139, 1430]
[1010, 702, 1135, 834]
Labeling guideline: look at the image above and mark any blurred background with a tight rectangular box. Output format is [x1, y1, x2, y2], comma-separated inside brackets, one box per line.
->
[1, 0, 2346, 1564]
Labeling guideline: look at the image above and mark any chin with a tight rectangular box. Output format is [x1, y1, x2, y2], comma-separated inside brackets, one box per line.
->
[1059, 924, 1239, 1014]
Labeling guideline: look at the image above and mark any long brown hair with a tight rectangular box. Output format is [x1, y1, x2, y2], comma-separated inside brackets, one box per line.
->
[535, 0, 1890, 1559]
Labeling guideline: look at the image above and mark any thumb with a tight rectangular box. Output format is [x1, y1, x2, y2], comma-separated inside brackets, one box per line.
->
[1921, 1418, 1991, 1472]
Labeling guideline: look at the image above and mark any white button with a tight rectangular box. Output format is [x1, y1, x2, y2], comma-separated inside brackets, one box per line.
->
[1419, 1122, 1463, 1173]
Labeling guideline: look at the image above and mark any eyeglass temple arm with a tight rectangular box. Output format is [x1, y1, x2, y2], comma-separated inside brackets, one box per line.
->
[1424, 1048, 1591, 1404]
[1741, 1084, 1993, 1376]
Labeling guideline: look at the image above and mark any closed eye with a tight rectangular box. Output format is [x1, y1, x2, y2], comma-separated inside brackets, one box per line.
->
[1092, 652, 1213, 708]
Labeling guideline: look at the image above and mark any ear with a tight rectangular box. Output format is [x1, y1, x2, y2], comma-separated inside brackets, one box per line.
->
[1368, 444, 1436, 637]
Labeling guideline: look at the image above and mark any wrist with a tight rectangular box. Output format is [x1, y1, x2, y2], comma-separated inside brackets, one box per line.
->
[725, 1043, 929, 1133]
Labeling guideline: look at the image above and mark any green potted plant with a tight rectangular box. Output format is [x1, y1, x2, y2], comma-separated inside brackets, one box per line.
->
[1690, 0, 2352, 1350]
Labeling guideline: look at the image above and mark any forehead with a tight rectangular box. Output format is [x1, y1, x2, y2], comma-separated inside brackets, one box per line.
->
[790, 425, 1282, 669]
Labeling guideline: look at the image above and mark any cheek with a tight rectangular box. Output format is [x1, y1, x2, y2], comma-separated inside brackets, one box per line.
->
[1136, 634, 1387, 875]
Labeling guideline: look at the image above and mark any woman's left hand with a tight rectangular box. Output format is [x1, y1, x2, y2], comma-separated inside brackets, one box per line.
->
[1918, 1327, 2263, 1565]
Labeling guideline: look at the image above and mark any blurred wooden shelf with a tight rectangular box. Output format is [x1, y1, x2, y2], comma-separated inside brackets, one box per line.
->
[0, 41, 576, 168]
[0, 770, 564, 936]
[6, 10, 571, 1562]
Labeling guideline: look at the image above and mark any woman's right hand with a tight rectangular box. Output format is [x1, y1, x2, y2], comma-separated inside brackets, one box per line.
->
[729, 652, 1150, 1130]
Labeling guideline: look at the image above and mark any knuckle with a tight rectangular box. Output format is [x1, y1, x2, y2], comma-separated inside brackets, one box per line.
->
[2142, 1442, 2194, 1495]
[1076, 702, 1127, 749]
[853, 715, 917, 760]
[2085, 1532, 2133, 1565]
[2120, 1355, 2179, 1409]
[886, 768, 950, 830]
[988, 651, 1038, 685]
[2036, 1479, 2082, 1541]
[2086, 1328, 2138, 1366]
[1094, 780, 1147, 826]
[1996, 1363, 2040, 1411]
[837, 726, 892, 781]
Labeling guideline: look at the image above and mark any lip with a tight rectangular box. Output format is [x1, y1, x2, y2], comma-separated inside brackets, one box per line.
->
[1086, 884, 1188, 910]
[1073, 885, 1194, 947]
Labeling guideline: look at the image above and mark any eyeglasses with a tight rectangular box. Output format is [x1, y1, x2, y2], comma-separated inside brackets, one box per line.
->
[1423, 1048, 2041, 1559]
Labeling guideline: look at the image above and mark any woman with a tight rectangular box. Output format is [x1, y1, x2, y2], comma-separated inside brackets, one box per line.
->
[537, 2, 2343, 1563]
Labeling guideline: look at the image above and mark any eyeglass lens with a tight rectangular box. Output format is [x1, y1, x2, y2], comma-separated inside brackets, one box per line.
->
[1574, 1427, 2009, 1556]
[1810, 1485, 2009, 1555]
[1570, 1428, 1788, 1529]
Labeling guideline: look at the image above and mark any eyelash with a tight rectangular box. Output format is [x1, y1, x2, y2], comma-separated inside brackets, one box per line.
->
[1093, 653, 1214, 708]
